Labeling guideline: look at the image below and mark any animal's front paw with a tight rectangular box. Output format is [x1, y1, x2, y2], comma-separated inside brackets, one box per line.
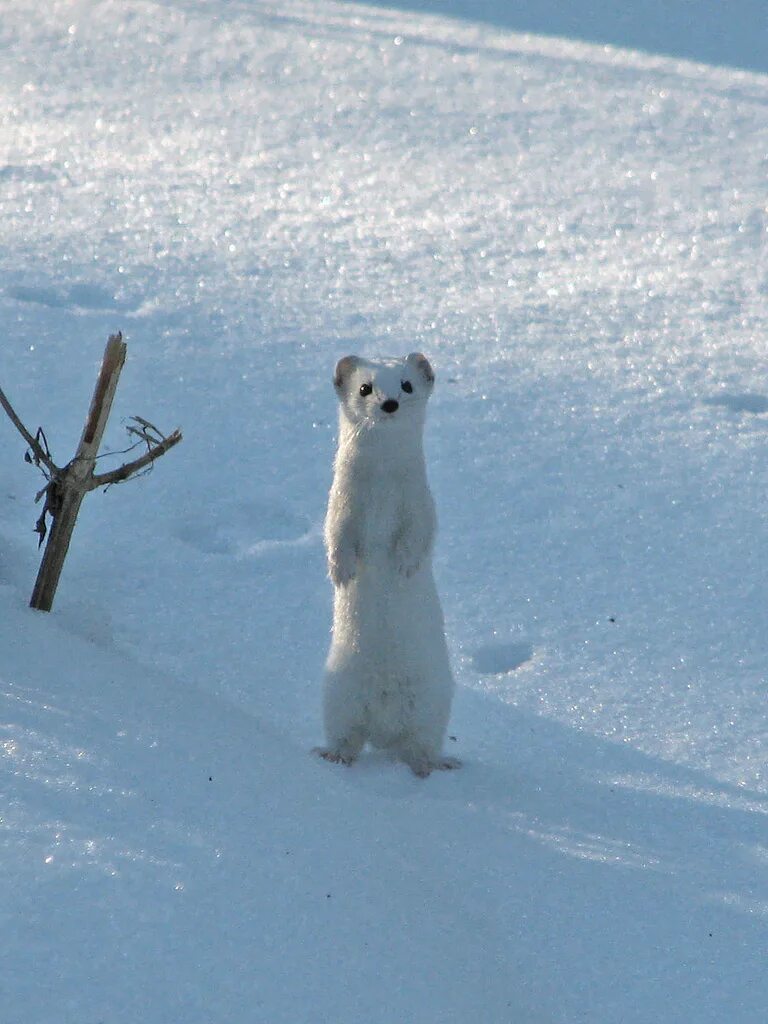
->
[393, 545, 423, 578]
[328, 551, 357, 587]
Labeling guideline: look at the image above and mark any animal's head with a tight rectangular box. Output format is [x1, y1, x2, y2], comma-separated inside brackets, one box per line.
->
[332, 353, 435, 433]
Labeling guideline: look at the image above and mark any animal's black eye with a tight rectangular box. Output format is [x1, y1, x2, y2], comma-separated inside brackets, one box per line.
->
[401, 380, 413, 393]
[359, 382, 373, 397]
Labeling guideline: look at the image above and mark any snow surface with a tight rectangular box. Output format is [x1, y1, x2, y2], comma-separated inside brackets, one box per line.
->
[2, 1, 767, 1021]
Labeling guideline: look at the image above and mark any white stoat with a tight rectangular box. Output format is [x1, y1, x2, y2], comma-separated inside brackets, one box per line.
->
[317, 352, 459, 778]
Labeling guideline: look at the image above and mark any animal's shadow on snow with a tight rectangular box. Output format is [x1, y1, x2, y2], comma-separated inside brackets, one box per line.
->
[448, 704, 768, 1019]
[342, 683, 767, 945]
[446, 690, 767, 917]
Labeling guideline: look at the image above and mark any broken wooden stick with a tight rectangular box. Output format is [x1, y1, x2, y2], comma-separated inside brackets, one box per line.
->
[29, 333, 127, 611]
[0, 332, 182, 612]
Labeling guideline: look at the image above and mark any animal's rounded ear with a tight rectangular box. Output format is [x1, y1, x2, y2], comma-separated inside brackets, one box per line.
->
[333, 355, 359, 391]
[406, 352, 435, 387]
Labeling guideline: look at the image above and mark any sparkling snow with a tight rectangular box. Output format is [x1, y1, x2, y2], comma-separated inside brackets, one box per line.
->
[1, 1, 767, 1022]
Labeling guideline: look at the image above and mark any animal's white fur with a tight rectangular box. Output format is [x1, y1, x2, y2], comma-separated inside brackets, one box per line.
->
[317, 353, 458, 778]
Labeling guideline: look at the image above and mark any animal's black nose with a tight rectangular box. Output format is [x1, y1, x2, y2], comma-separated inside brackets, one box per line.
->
[381, 399, 399, 414]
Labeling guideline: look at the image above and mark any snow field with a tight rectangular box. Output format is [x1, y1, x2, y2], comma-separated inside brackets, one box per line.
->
[1, 1, 767, 1021]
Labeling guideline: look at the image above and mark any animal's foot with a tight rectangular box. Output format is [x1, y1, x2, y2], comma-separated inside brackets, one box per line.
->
[328, 552, 357, 587]
[406, 754, 462, 778]
[313, 746, 357, 766]
[327, 534, 360, 587]
[396, 557, 421, 578]
[393, 543, 424, 578]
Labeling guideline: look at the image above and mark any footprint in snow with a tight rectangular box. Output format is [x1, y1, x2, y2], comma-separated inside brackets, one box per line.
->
[471, 640, 534, 675]
[703, 393, 768, 415]
[7, 282, 137, 313]
[176, 498, 316, 557]
[0, 164, 56, 183]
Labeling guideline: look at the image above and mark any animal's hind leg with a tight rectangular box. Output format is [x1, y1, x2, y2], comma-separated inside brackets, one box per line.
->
[318, 670, 367, 765]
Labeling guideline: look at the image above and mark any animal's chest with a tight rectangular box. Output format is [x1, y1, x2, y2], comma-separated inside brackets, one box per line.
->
[360, 478, 405, 548]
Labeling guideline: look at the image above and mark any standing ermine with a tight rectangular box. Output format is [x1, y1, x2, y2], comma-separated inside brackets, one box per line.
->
[317, 352, 459, 778]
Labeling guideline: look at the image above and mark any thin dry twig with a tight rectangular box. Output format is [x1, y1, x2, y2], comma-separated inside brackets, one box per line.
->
[0, 385, 59, 476]
[0, 388, 64, 546]
[89, 427, 183, 490]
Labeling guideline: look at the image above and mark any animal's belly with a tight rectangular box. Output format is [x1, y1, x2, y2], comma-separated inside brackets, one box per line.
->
[364, 678, 415, 747]
[330, 561, 448, 675]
